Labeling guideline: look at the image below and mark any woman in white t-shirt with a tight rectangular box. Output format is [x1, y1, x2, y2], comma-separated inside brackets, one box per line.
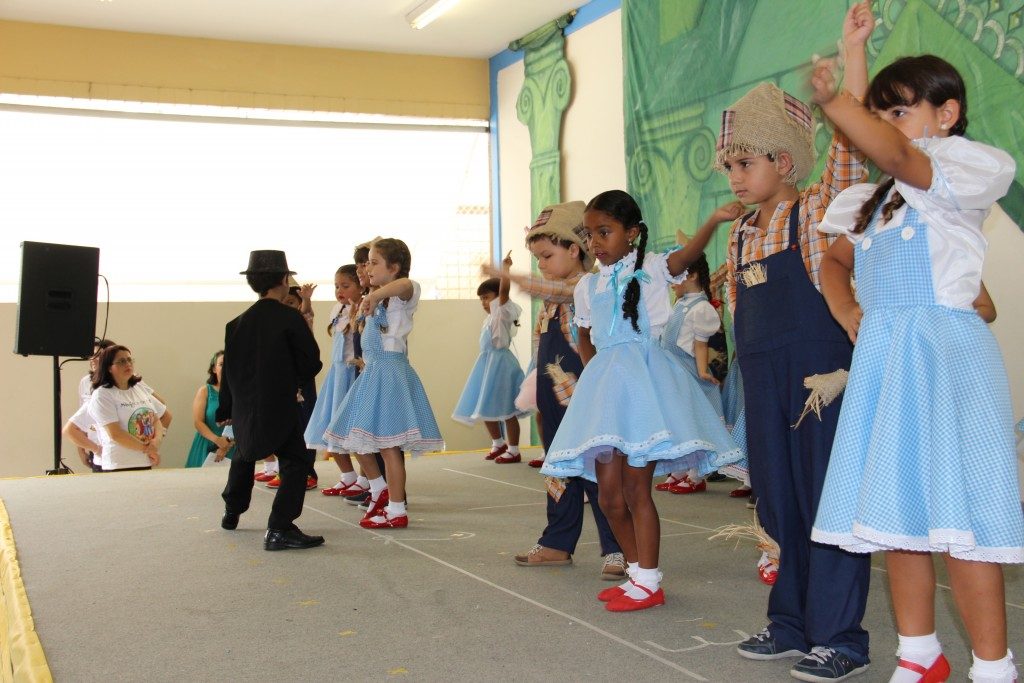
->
[85, 345, 171, 471]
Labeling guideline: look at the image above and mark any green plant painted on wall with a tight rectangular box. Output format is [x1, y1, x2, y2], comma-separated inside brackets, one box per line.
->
[622, 0, 1024, 274]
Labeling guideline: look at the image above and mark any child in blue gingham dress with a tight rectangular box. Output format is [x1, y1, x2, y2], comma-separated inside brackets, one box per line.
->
[809, 51, 1022, 682]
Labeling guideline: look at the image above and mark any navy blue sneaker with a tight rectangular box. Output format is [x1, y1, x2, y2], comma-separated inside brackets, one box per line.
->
[790, 647, 869, 682]
[736, 628, 806, 661]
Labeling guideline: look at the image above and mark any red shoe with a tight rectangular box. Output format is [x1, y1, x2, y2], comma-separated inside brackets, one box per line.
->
[359, 510, 409, 529]
[264, 475, 281, 489]
[306, 476, 318, 491]
[494, 452, 521, 464]
[605, 582, 665, 612]
[668, 478, 706, 494]
[655, 474, 682, 491]
[323, 481, 367, 497]
[598, 585, 627, 602]
[254, 471, 276, 482]
[729, 486, 752, 498]
[527, 458, 544, 468]
[757, 563, 777, 586]
[361, 488, 390, 520]
[485, 444, 507, 460]
[895, 654, 950, 683]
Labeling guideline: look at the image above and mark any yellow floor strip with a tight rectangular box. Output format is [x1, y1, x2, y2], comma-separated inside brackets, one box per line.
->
[0, 500, 52, 683]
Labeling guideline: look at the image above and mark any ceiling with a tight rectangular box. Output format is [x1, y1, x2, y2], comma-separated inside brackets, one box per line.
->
[0, 0, 584, 59]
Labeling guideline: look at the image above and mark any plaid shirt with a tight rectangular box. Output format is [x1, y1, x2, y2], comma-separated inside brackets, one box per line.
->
[516, 272, 582, 356]
[726, 131, 867, 312]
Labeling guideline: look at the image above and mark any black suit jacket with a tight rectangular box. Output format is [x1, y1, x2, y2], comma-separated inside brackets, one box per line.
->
[216, 298, 322, 462]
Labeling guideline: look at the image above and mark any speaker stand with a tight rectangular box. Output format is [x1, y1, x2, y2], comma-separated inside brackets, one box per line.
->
[47, 356, 71, 475]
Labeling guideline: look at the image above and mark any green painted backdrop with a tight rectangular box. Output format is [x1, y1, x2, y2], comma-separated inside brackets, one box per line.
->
[622, 0, 1024, 271]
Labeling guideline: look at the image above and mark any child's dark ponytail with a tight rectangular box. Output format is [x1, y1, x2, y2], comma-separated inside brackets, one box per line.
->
[691, 253, 713, 301]
[852, 178, 902, 234]
[622, 221, 648, 333]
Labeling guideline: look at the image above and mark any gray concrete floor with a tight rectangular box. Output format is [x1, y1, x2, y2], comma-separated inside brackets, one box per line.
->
[0, 450, 1020, 682]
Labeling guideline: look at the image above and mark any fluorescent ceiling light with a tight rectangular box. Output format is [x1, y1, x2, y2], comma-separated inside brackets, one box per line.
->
[406, 0, 460, 30]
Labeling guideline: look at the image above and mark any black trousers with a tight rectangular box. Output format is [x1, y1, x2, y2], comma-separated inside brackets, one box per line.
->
[222, 426, 313, 531]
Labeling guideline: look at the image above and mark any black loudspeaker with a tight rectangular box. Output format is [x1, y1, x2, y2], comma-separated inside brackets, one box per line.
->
[14, 241, 99, 358]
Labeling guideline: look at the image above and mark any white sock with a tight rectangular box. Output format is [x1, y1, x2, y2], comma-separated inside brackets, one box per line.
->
[386, 501, 407, 516]
[669, 470, 685, 481]
[687, 468, 704, 484]
[491, 438, 505, 449]
[263, 461, 278, 474]
[970, 650, 1017, 683]
[616, 562, 641, 591]
[356, 475, 369, 488]
[508, 445, 520, 455]
[368, 476, 386, 497]
[340, 471, 357, 486]
[889, 633, 942, 683]
[622, 567, 661, 599]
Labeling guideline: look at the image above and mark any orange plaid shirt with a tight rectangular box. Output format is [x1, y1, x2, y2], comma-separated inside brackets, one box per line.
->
[726, 131, 867, 312]
[515, 272, 582, 357]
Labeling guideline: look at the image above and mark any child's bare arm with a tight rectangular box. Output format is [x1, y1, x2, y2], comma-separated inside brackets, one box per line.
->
[694, 340, 719, 385]
[666, 202, 745, 277]
[498, 251, 512, 305]
[577, 327, 596, 366]
[973, 281, 997, 323]
[820, 238, 862, 343]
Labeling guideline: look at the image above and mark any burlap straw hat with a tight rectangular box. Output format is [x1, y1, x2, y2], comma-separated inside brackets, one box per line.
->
[715, 82, 816, 185]
[526, 201, 595, 271]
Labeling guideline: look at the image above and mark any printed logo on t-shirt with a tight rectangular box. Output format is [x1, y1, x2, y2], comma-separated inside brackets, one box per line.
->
[127, 407, 157, 442]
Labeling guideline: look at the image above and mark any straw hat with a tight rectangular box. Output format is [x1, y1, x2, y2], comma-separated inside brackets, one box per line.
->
[526, 201, 594, 271]
[715, 82, 816, 185]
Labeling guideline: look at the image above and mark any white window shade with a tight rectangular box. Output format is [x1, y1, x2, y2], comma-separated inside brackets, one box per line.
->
[0, 107, 491, 302]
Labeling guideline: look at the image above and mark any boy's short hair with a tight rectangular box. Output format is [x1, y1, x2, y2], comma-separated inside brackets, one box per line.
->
[246, 272, 286, 297]
[715, 82, 816, 185]
[477, 278, 500, 297]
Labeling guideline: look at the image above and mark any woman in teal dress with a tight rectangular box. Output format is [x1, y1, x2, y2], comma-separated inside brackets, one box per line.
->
[185, 351, 235, 467]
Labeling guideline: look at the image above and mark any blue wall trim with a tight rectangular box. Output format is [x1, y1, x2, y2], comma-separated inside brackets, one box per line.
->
[488, 0, 621, 262]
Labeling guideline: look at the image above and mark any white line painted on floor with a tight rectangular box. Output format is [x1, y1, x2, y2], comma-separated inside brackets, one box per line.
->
[289, 494, 708, 680]
[442, 468, 546, 493]
[467, 502, 547, 511]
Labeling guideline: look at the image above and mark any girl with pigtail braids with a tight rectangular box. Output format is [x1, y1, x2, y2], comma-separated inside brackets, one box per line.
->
[540, 189, 743, 612]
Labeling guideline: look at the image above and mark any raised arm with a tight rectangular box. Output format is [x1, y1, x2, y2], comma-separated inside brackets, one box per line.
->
[841, 1, 873, 101]
[498, 251, 512, 305]
[666, 201, 746, 277]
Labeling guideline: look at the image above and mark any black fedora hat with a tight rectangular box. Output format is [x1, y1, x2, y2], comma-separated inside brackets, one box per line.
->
[240, 250, 296, 275]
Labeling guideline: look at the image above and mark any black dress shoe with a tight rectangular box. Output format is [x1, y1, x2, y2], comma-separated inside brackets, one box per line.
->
[221, 511, 240, 530]
[264, 528, 325, 551]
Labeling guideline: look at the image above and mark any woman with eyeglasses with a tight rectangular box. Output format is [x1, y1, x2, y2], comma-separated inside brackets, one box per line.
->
[67, 345, 172, 471]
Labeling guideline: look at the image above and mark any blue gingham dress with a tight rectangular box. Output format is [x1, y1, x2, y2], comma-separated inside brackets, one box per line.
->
[452, 301, 528, 424]
[325, 303, 444, 455]
[812, 205, 1024, 562]
[540, 258, 742, 483]
[304, 305, 358, 452]
[660, 292, 725, 417]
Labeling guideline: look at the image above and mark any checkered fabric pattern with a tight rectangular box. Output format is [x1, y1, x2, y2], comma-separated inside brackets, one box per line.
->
[812, 206, 1024, 562]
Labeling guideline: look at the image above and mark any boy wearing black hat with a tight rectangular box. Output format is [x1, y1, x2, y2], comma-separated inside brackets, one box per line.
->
[217, 250, 324, 551]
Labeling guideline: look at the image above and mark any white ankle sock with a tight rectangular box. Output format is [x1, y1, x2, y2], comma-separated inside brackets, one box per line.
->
[889, 633, 942, 683]
[687, 468, 704, 484]
[508, 445, 520, 455]
[622, 567, 660, 599]
[263, 462, 277, 474]
[970, 650, 1017, 683]
[368, 477, 386, 497]
[356, 475, 369, 488]
[491, 438, 505, 449]
[387, 501, 407, 516]
[340, 471, 357, 486]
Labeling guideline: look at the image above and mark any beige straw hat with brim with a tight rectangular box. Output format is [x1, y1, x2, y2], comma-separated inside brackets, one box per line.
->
[526, 201, 595, 271]
[715, 82, 816, 185]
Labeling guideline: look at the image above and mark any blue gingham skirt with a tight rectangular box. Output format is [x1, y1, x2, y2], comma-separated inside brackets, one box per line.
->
[325, 351, 444, 455]
[812, 306, 1024, 563]
[304, 362, 357, 452]
[452, 348, 528, 424]
[540, 340, 742, 483]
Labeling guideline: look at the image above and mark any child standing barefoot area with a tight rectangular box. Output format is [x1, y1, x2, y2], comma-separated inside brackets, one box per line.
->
[809, 34, 1023, 683]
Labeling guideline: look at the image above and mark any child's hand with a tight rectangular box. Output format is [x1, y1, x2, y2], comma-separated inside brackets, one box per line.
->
[711, 201, 746, 224]
[698, 368, 721, 386]
[359, 292, 380, 318]
[299, 283, 316, 300]
[843, 1, 875, 48]
[502, 250, 513, 271]
[835, 301, 863, 343]
[214, 435, 232, 450]
[809, 58, 841, 105]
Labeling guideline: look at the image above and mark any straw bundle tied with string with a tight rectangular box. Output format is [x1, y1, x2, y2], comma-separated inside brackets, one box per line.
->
[709, 514, 780, 567]
[545, 355, 577, 407]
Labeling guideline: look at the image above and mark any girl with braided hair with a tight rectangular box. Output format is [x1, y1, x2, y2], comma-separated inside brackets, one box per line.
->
[540, 190, 742, 612]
